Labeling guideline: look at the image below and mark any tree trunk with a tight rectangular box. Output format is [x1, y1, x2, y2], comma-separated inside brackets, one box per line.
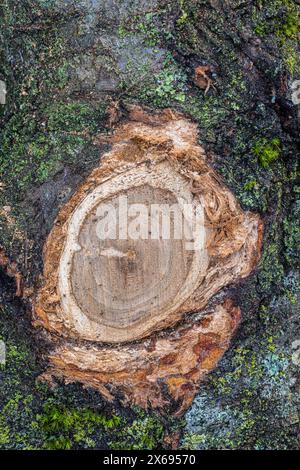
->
[0, 0, 299, 426]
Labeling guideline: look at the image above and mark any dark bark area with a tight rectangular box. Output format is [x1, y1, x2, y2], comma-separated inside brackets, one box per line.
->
[0, 0, 299, 450]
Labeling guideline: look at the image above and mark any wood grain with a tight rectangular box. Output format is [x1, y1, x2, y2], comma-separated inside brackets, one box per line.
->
[34, 107, 263, 412]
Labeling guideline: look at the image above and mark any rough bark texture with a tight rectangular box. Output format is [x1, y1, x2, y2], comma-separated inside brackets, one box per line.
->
[0, 0, 299, 451]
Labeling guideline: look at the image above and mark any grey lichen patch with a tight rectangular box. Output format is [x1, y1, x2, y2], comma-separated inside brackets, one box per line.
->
[182, 287, 300, 450]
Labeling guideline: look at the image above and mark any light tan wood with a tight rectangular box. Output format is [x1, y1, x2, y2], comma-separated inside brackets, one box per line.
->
[58, 161, 207, 342]
[71, 185, 195, 328]
[34, 107, 263, 412]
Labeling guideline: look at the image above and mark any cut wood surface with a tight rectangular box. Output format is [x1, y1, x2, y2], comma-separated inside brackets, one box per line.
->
[32, 107, 263, 412]
[59, 161, 207, 342]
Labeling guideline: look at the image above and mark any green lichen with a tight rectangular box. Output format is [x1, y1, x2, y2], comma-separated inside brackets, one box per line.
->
[243, 180, 258, 191]
[118, 11, 162, 47]
[0, 303, 169, 450]
[109, 411, 164, 450]
[177, 0, 189, 26]
[284, 187, 300, 268]
[150, 59, 187, 105]
[0, 94, 106, 195]
[122, 52, 188, 107]
[45, 102, 106, 134]
[136, 13, 161, 47]
[280, 12, 300, 39]
[38, 405, 122, 450]
[253, 0, 300, 74]
[252, 137, 282, 168]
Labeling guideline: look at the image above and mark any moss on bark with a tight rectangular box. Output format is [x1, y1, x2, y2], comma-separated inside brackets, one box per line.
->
[0, 0, 299, 449]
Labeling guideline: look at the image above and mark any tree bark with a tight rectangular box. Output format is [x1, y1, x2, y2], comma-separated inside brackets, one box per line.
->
[0, 0, 299, 418]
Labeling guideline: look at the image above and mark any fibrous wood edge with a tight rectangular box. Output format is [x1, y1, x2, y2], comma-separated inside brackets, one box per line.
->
[33, 107, 263, 343]
[41, 299, 241, 415]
